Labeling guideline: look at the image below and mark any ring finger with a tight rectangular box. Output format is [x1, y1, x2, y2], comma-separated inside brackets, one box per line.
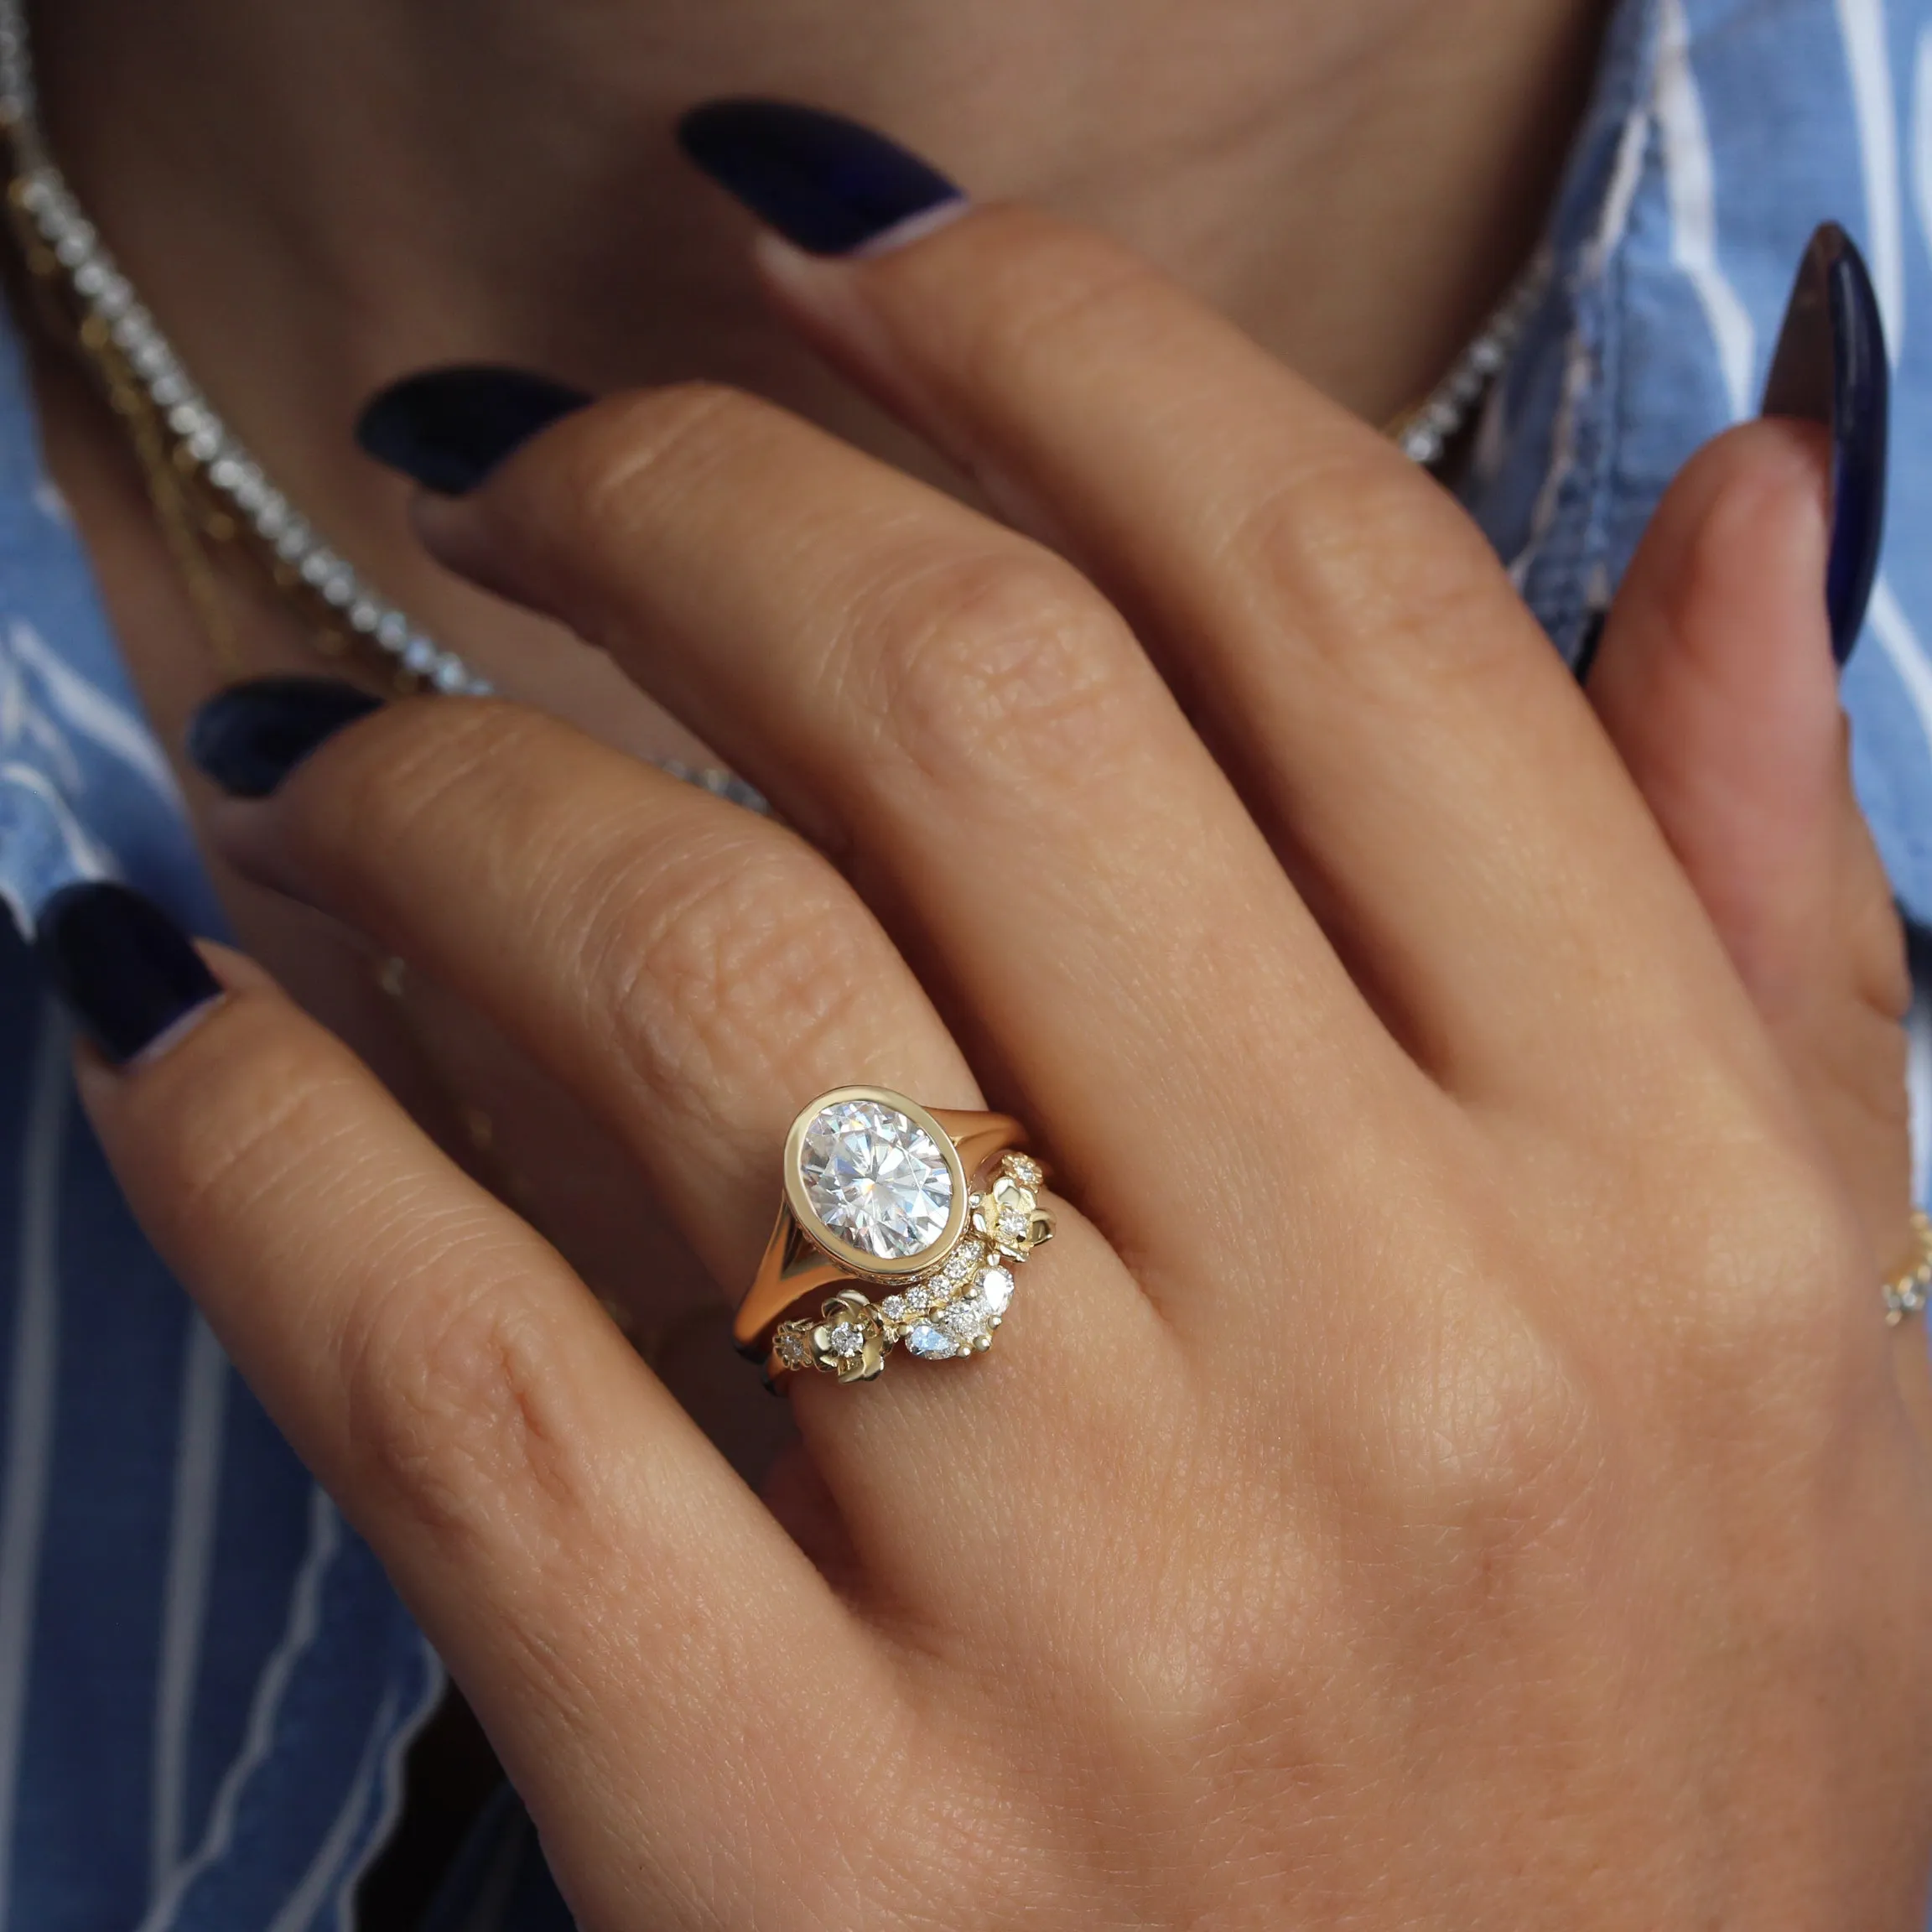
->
[50, 924, 896, 1928]
[194, 688, 1169, 1532]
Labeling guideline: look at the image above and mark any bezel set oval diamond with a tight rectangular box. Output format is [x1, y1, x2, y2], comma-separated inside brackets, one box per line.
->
[783, 1089, 969, 1280]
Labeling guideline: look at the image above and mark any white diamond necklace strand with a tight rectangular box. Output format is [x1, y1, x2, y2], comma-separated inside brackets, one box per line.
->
[0, 0, 494, 699]
[1391, 250, 1552, 469]
[0, 0, 768, 807]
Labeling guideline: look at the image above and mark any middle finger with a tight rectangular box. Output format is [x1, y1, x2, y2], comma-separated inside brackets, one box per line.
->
[199, 693, 1172, 1569]
[410, 381, 1418, 1270]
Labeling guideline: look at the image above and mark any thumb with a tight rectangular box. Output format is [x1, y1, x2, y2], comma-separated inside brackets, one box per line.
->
[1587, 415, 1912, 1294]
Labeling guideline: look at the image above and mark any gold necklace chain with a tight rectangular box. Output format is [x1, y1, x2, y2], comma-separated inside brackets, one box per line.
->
[5, 219, 275, 684]
[0, 0, 770, 816]
[0, 142, 405, 693]
[89, 319, 253, 681]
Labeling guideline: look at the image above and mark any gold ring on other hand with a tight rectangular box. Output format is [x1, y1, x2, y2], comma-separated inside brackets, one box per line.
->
[1883, 1209, 1932, 1326]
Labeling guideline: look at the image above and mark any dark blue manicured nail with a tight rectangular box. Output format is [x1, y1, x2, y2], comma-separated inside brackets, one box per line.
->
[1760, 222, 1888, 664]
[187, 676, 385, 799]
[677, 100, 965, 257]
[356, 366, 590, 496]
[35, 882, 223, 1066]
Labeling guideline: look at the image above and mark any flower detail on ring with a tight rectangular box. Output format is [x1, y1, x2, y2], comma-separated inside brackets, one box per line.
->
[764, 1142, 1053, 1380]
[808, 1290, 887, 1383]
[971, 1159, 1053, 1265]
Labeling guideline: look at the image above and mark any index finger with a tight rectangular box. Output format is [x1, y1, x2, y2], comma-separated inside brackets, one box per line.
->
[74, 929, 893, 1927]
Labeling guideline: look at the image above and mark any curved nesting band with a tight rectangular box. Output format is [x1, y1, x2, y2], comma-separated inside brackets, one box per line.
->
[735, 1087, 1054, 1384]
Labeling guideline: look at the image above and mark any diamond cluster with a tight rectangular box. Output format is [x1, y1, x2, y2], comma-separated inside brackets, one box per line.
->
[772, 1150, 1051, 1380]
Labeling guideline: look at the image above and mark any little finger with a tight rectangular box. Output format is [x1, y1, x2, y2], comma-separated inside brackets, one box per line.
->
[35, 882, 892, 1932]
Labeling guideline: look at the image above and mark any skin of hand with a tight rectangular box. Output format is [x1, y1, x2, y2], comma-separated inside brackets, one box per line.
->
[25, 0, 1615, 1480]
[74, 204, 1932, 1927]
[24, 0, 1613, 1481]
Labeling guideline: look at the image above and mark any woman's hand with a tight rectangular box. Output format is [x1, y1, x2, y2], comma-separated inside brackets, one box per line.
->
[62, 191, 1932, 1926]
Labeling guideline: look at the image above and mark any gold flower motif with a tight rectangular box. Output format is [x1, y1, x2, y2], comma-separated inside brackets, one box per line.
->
[808, 1290, 887, 1382]
[972, 1167, 1054, 1263]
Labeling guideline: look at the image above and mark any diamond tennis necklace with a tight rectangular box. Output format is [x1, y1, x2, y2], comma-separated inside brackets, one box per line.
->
[0, 0, 494, 699]
[1390, 251, 1550, 466]
[0, 0, 1542, 728]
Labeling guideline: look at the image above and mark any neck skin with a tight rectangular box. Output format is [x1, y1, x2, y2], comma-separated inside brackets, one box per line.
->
[24, 0, 1605, 738]
[37, 0, 1603, 444]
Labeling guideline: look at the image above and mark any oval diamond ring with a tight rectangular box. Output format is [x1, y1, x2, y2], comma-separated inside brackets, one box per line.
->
[735, 1087, 1054, 1383]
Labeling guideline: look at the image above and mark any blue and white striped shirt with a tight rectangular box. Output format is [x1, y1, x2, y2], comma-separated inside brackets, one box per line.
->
[7, 0, 1932, 1922]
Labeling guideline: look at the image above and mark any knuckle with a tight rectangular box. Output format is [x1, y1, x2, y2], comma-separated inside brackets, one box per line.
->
[291, 696, 542, 877]
[542, 381, 760, 550]
[134, 1007, 602, 1550]
[1665, 1156, 1870, 1432]
[869, 204, 1169, 396]
[1228, 455, 1524, 700]
[587, 826, 886, 1108]
[157, 1030, 365, 1256]
[1371, 1292, 1605, 1566]
[846, 545, 1141, 793]
[943, 217, 1165, 390]
[339, 1237, 596, 1550]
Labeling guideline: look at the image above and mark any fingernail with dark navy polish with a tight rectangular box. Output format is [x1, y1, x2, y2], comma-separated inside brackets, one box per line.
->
[678, 100, 967, 257]
[1761, 221, 1889, 664]
[35, 882, 223, 1066]
[356, 366, 591, 496]
[187, 675, 384, 798]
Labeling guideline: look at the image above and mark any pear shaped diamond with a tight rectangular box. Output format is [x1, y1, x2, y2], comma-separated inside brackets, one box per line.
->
[977, 1265, 1014, 1317]
[797, 1098, 953, 1260]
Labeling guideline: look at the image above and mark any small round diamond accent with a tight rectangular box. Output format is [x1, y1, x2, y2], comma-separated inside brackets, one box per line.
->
[880, 1296, 909, 1324]
[827, 1322, 867, 1358]
[776, 1330, 812, 1370]
[938, 1239, 982, 1286]
[906, 1286, 931, 1312]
